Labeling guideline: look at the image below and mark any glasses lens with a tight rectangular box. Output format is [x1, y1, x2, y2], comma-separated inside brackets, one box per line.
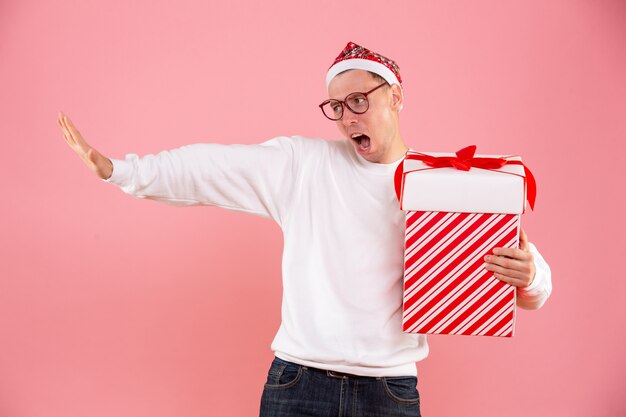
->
[322, 100, 343, 120]
[345, 93, 368, 114]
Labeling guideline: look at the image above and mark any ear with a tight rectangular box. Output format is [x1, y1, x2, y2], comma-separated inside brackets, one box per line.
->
[390, 84, 404, 112]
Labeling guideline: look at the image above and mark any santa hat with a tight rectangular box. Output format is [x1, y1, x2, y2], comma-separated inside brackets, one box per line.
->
[326, 41, 403, 111]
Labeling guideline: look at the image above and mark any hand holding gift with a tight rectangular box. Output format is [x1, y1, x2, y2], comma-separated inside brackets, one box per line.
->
[484, 228, 536, 288]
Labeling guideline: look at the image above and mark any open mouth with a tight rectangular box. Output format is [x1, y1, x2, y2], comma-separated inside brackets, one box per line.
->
[351, 133, 371, 152]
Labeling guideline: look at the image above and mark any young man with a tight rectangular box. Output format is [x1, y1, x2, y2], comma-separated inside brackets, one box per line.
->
[58, 42, 552, 417]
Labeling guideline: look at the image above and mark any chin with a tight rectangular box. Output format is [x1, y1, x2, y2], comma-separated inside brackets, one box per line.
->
[361, 152, 381, 163]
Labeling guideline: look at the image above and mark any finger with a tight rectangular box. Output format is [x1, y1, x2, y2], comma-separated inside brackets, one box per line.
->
[58, 113, 66, 130]
[519, 228, 529, 251]
[64, 115, 89, 148]
[59, 117, 73, 143]
[58, 118, 71, 141]
[485, 262, 534, 287]
[61, 128, 73, 145]
[60, 119, 77, 147]
[59, 114, 72, 139]
[492, 247, 532, 261]
[58, 113, 72, 137]
[485, 263, 530, 280]
[63, 115, 79, 141]
[484, 256, 529, 276]
[491, 272, 528, 287]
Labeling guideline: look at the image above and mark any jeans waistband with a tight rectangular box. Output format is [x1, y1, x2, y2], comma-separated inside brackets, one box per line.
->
[301, 364, 383, 380]
[275, 356, 415, 380]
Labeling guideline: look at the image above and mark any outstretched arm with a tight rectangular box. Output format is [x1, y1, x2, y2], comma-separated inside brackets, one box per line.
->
[58, 112, 299, 225]
[58, 112, 113, 180]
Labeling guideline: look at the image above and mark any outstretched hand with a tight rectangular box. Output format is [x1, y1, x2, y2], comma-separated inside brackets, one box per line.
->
[57, 112, 113, 180]
[484, 229, 536, 288]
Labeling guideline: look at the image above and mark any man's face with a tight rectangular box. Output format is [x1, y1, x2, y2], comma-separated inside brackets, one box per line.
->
[327, 69, 402, 163]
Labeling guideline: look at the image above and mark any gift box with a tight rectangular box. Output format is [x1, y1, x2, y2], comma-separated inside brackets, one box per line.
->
[394, 145, 536, 337]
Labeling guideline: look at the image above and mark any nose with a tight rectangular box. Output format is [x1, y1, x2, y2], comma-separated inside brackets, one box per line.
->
[341, 109, 358, 127]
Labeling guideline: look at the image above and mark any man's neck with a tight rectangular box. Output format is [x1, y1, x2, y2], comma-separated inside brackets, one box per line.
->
[380, 137, 409, 164]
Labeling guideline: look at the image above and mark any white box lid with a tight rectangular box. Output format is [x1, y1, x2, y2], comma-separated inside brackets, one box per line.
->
[398, 151, 528, 214]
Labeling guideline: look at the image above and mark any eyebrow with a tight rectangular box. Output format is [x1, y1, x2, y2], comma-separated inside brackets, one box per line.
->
[329, 82, 386, 101]
[329, 87, 368, 101]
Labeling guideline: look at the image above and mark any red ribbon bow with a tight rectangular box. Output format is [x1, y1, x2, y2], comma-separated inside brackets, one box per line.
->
[394, 145, 537, 211]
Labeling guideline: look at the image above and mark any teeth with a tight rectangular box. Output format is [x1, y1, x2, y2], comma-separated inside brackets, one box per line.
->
[351, 133, 363, 139]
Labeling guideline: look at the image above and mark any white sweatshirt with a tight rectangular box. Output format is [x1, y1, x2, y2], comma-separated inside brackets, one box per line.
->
[104, 135, 552, 377]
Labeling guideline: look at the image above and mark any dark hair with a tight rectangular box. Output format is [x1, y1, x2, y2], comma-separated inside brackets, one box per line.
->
[366, 71, 388, 85]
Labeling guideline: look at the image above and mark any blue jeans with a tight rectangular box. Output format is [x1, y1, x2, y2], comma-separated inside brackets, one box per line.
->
[259, 356, 422, 417]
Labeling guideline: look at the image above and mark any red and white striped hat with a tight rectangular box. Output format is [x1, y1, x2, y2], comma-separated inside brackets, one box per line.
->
[325, 41, 403, 89]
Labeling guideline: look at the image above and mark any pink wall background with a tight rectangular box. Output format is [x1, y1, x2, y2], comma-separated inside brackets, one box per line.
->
[1, 0, 624, 416]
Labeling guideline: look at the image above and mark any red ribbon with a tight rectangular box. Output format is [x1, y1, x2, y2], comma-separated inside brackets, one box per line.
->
[394, 145, 537, 211]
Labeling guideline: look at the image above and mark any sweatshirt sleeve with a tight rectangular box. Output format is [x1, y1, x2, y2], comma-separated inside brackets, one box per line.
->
[102, 135, 299, 226]
[516, 242, 553, 310]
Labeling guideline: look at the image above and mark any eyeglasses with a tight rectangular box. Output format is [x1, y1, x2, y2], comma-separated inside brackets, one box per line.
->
[318, 82, 388, 121]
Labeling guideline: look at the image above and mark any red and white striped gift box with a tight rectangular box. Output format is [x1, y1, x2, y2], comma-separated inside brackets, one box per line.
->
[394, 146, 535, 337]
